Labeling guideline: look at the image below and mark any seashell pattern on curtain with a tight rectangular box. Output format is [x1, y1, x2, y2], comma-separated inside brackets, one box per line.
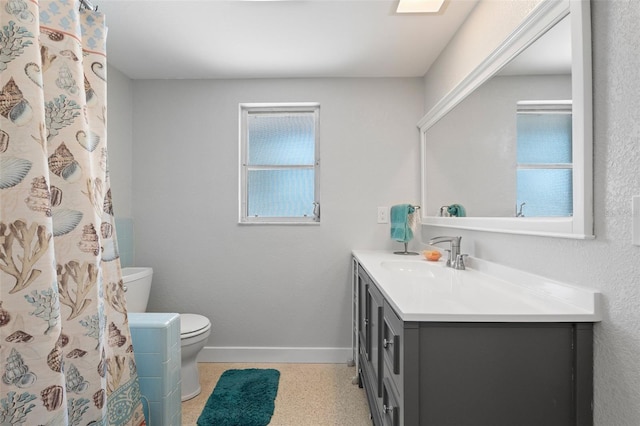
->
[0, 1, 146, 425]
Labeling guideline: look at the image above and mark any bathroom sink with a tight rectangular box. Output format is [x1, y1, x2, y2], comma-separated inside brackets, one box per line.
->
[380, 261, 439, 277]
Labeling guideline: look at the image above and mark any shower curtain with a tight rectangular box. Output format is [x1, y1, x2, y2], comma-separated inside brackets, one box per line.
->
[0, 1, 145, 424]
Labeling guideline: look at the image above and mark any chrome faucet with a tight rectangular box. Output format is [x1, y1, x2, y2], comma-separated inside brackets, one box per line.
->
[427, 236, 462, 268]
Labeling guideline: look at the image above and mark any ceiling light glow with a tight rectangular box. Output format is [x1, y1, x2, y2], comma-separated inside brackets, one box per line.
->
[396, 0, 445, 14]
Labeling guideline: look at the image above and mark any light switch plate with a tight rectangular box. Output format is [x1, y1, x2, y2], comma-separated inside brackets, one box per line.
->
[377, 207, 389, 224]
[633, 196, 640, 246]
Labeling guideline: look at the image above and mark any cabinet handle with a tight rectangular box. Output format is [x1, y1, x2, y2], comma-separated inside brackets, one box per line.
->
[383, 338, 393, 348]
[383, 404, 394, 414]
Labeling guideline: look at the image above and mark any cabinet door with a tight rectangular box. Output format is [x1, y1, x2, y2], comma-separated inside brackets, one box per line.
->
[419, 323, 582, 426]
[361, 353, 382, 426]
[367, 282, 384, 397]
[357, 267, 369, 359]
[352, 258, 359, 368]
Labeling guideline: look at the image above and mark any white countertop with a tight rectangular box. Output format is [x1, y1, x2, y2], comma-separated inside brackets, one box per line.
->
[353, 250, 602, 323]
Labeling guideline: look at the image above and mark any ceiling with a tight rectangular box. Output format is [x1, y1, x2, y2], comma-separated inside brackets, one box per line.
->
[98, 0, 479, 80]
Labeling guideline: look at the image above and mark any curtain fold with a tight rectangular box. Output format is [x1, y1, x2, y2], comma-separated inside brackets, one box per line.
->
[1, 1, 145, 424]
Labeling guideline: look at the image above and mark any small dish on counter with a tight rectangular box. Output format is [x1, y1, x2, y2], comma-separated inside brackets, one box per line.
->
[423, 250, 442, 261]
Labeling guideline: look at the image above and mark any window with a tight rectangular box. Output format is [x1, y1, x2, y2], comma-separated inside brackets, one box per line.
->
[516, 101, 572, 217]
[240, 103, 320, 224]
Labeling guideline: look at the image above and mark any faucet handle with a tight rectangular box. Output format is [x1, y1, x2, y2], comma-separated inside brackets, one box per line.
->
[453, 254, 468, 270]
[444, 249, 452, 267]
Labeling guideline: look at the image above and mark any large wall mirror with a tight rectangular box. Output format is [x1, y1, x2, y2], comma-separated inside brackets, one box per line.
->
[419, 0, 593, 238]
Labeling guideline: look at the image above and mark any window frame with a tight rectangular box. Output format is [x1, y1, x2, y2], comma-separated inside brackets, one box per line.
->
[239, 102, 320, 224]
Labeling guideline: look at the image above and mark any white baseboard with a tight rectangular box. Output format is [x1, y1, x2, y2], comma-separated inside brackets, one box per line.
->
[197, 346, 353, 364]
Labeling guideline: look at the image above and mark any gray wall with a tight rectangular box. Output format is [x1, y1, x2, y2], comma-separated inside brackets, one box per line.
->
[106, 64, 133, 218]
[130, 78, 423, 361]
[421, 1, 640, 425]
[106, 65, 135, 266]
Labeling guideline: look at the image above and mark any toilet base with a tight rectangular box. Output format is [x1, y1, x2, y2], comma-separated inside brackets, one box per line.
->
[179, 314, 211, 401]
[181, 360, 201, 401]
[180, 332, 210, 401]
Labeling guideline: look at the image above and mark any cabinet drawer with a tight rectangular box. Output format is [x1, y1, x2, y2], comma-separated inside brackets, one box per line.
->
[383, 313, 401, 375]
[383, 301, 403, 386]
[382, 376, 401, 426]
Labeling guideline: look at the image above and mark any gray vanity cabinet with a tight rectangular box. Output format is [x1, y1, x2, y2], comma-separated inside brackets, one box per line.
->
[356, 263, 594, 426]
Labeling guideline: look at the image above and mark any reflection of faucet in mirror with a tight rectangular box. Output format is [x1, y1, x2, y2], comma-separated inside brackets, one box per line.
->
[516, 202, 526, 217]
[427, 236, 461, 268]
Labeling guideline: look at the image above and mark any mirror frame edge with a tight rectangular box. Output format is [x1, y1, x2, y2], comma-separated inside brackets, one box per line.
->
[419, 0, 594, 240]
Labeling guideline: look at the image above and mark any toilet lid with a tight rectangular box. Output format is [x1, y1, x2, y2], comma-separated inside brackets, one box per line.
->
[180, 314, 211, 335]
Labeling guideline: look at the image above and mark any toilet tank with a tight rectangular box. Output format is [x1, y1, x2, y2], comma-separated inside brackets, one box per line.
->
[121, 267, 153, 313]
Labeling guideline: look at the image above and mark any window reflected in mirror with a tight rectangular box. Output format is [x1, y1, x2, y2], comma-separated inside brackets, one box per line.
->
[423, 13, 572, 219]
[419, 0, 593, 238]
[516, 101, 572, 217]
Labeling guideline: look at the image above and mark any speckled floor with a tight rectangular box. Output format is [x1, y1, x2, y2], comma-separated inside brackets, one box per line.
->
[181, 363, 372, 426]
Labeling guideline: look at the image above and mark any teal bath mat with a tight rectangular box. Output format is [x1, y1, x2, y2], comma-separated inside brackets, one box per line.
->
[197, 368, 280, 426]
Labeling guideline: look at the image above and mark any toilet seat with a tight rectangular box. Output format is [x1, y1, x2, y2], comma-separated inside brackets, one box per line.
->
[180, 314, 211, 339]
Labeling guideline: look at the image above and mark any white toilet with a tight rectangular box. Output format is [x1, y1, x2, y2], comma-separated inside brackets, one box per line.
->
[121, 267, 212, 401]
